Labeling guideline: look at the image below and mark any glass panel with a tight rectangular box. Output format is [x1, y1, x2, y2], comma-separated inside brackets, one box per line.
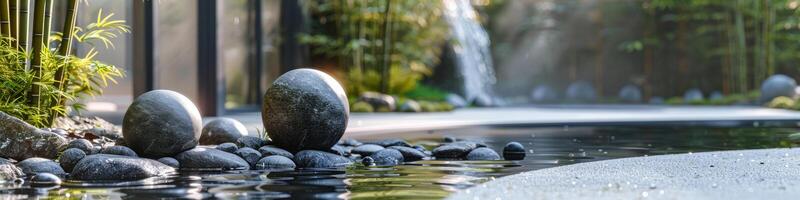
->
[154, 0, 199, 104]
[261, 0, 282, 94]
[220, 0, 258, 110]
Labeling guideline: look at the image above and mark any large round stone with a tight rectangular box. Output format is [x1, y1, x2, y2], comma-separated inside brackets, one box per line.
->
[199, 118, 249, 145]
[566, 81, 596, 102]
[760, 74, 797, 103]
[123, 90, 202, 158]
[262, 69, 349, 152]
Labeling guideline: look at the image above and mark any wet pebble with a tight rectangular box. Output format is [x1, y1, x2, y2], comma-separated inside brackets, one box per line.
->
[293, 150, 353, 168]
[255, 155, 296, 170]
[16, 158, 65, 176]
[66, 139, 93, 154]
[339, 139, 362, 147]
[503, 142, 526, 160]
[175, 147, 250, 171]
[236, 136, 266, 150]
[351, 144, 384, 156]
[361, 157, 375, 166]
[443, 136, 457, 143]
[433, 141, 480, 159]
[258, 146, 294, 159]
[466, 147, 501, 160]
[30, 173, 61, 187]
[199, 118, 249, 145]
[235, 147, 262, 167]
[157, 157, 180, 168]
[100, 146, 138, 157]
[370, 149, 404, 166]
[59, 148, 86, 172]
[330, 145, 351, 156]
[369, 139, 411, 147]
[71, 154, 175, 180]
[216, 143, 239, 154]
[388, 146, 427, 161]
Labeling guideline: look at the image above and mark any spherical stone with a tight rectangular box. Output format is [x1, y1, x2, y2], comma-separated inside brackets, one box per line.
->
[445, 94, 468, 108]
[258, 146, 294, 159]
[531, 85, 558, 103]
[58, 148, 85, 173]
[503, 142, 526, 160]
[466, 147, 501, 160]
[157, 157, 180, 168]
[123, 90, 202, 158]
[566, 81, 596, 102]
[200, 118, 249, 145]
[370, 149, 404, 166]
[215, 143, 239, 154]
[66, 139, 93, 154]
[387, 146, 427, 161]
[236, 136, 266, 149]
[16, 157, 65, 176]
[30, 173, 61, 187]
[262, 69, 349, 152]
[351, 144, 384, 156]
[100, 146, 138, 157]
[618, 84, 642, 103]
[683, 88, 704, 102]
[358, 92, 396, 112]
[234, 147, 262, 168]
[399, 100, 422, 112]
[255, 155, 296, 170]
[760, 74, 798, 103]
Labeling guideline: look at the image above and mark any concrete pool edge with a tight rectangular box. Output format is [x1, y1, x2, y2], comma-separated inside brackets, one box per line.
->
[446, 148, 800, 200]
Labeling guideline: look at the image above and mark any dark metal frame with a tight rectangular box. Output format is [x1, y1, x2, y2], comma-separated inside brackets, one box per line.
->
[132, 0, 155, 97]
[196, 0, 225, 116]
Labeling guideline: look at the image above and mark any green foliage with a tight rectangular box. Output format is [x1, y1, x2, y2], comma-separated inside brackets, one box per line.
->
[351, 101, 374, 113]
[403, 84, 449, 101]
[0, 10, 127, 127]
[300, 0, 448, 96]
[766, 96, 795, 109]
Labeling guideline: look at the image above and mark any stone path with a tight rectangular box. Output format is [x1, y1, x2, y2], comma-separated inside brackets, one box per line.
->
[447, 148, 800, 200]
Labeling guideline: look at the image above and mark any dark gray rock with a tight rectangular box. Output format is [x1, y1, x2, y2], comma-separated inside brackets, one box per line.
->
[433, 141, 480, 159]
[330, 145, 351, 156]
[174, 147, 250, 171]
[100, 146, 138, 157]
[351, 144, 384, 156]
[234, 147, 261, 168]
[399, 100, 422, 112]
[262, 69, 349, 152]
[388, 146, 427, 161]
[200, 118, 249, 145]
[618, 84, 642, 103]
[215, 143, 239, 154]
[258, 146, 294, 159]
[566, 81, 596, 102]
[446, 93, 468, 108]
[338, 139, 362, 147]
[16, 157, 65, 176]
[413, 145, 428, 151]
[255, 155, 296, 170]
[294, 150, 353, 168]
[466, 147, 501, 160]
[58, 148, 85, 172]
[52, 116, 122, 140]
[370, 149, 404, 166]
[123, 90, 202, 158]
[358, 92, 396, 112]
[157, 157, 180, 168]
[66, 139, 93, 154]
[684, 88, 704, 102]
[443, 136, 457, 143]
[0, 158, 23, 181]
[361, 156, 375, 166]
[30, 173, 61, 187]
[760, 74, 797, 103]
[236, 136, 266, 149]
[0, 112, 68, 160]
[71, 154, 175, 181]
[503, 142, 526, 160]
[531, 85, 559, 103]
[368, 139, 411, 147]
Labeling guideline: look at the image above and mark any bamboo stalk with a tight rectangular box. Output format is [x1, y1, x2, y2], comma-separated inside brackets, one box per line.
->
[8, 0, 16, 48]
[49, 0, 78, 122]
[1, 0, 11, 40]
[17, 0, 26, 53]
[27, 0, 49, 108]
[379, 0, 392, 93]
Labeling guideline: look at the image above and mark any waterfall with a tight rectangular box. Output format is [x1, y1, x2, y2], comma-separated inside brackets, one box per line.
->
[443, 0, 497, 104]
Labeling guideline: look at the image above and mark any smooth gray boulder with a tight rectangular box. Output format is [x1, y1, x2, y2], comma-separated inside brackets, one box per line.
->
[174, 147, 250, 171]
[255, 155, 296, 170]
[66, 139, 93, 154]
[100, 146, 138, 157]
[566, 81, 596, 102]
[358, 92, 396, 112]
[618, 84, 642, 103]
[157, 157, 180, 168]
[200, 118, 249, 145]
[215, 143, 239, 154]
[388, 146, 427, 161]
[123, 90, 202, 158]
[531, 85, 559, 103]
[351, 144, 384, 156]
[466, 147, 501, 160]
[760, 74, 797, 103]
[58, 148, 85, 172]
[370, 149, 404, 166]
[294, 150, 353, 168]
[262, 69, 349, 152]
[0, 112, 68, 160]
[16, 157, 65, 176]
[258, 146, 294, 159]
[446, 94, 468, 108]
[0, 158, 23, 181]
[70, 154, 175, 181]
[30, 172, 61, 186]
[234, 147, 261, 168]
[684, 88, 704, 102]
[433, 141, 481, 159]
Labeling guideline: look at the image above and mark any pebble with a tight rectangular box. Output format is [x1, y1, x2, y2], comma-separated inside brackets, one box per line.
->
[100, 146, 138, 157]
[216, 143, 239, 154]
[351, 144, 385, 156]
[30, 173, 61, 187]
[258, 146, 294, 159]
[59, 148, 86, 172]
[255, 155, 296, 170]
[370, 149, 404, 166]
[235, 147, 262, 168]
[503, 142, 526, 160]
[466, 147, 502, 160]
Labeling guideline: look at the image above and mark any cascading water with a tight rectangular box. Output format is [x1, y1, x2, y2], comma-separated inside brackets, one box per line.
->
[443, 0, 497, 104]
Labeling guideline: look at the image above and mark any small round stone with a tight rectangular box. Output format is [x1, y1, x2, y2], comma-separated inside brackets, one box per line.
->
[503, 142, 526, 160]
[361, 157, 375, 166]
[618, 84, 642, 103]
[683, 88, 704, 102]
[443, 136, 457, 143]
[370, 149, 404, 166]
[66, 139, 93, 154]
[236, 136, 266, 149]
[369, 139, 411, 147]
[262, 69, 349, 152]
[258, 146, 294, 159]
[433, 141, 480, 159]
[466, 147, 501, 160]
[293, 150, 353, 168]
[359, 92, 396, 112]
[100, 146, 138, 157]
[157, 157, 180, 168]
[16, 158, 65, 176]
[339, 139, 362, 147]
[566, 81, 596, 102]
[399, 100, 422, 112]
[59, 148, 85, 173]
[255, 155, 296, 170]
[123, 90, 202, 158]
[330, 145, 351, 156]
[531, 85, 558, 103]
[235, 147, 262, 167]
[200, 118, 249, 145]
[30, 173, 61, 187]
[760, 74, 798, 103]
[351, 144, 384, 156]
[216, 143, 239, 154]
[388, 146, 427, 161]
[412, 145, 427, 152]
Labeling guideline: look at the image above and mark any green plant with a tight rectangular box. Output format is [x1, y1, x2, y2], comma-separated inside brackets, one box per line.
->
[300, 0, 448, 96]
[0, 1, 128, 127]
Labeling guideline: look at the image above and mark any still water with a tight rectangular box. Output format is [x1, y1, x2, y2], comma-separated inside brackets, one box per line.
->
[1, 123, 797, 199]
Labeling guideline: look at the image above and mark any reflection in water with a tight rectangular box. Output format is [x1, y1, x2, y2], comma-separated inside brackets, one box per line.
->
[0, 125, 796, 199]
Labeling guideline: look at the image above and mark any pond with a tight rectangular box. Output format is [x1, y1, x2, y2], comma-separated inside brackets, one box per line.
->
[0, 122, 797, 199]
